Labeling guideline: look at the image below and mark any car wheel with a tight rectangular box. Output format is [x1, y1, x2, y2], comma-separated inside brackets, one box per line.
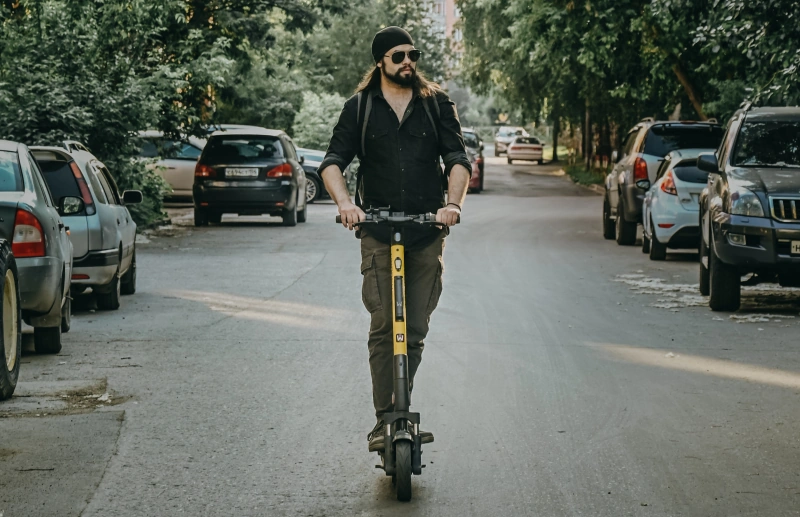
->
[699, 220, 710, 296]
[642, 233, 650, 254]
[708, 232, 741, 311]
[538, 159, 544, 165]
[0, 248, 21, 401]
[306, 176, 320, 204]
[208, 212, 222, 224]
[615, 197, 637, 246]
[602, 197, 615, 240]
[61, 294, 71, 333]
[479, 168, 485, 191]
[282, 207, 297, 227]
[507, 158, 513, 165]
[297, 202, 307, 223]
[494, 149, 499, 157]
[649, 232, 667, 261]
[194, 207, 208, 227]
[34, 326, 62, 354]
[96, 268, 121, 311]
[121, 249, 137, 295]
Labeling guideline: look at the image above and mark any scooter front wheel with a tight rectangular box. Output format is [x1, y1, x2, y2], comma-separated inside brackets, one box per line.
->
[395, 441, 412, 501]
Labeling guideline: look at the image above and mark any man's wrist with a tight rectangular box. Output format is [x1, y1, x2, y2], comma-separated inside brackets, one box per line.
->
[446, 202, 461, 211]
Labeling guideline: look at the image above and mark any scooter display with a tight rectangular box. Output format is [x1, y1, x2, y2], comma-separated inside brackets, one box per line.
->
[336, 208, 456, 502]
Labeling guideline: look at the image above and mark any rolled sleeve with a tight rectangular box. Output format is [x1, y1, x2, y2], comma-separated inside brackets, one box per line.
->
[436, 93, 471, 177]
[319, 95, 359, 179]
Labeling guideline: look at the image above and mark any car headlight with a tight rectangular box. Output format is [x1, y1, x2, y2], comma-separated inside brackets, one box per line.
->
[729, 187, 765, 217]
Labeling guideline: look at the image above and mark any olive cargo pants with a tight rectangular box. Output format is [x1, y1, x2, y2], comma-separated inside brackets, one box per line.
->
[360, 233, 445, 418]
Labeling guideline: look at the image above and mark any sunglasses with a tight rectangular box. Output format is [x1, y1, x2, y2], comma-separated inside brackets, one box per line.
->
[385, 49, 422, 64]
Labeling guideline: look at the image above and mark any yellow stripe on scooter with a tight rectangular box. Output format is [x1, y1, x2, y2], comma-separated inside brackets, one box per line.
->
[391, 244, 407, 356]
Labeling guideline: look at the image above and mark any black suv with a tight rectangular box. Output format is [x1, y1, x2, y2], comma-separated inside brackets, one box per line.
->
[698, 106, 800, 311]
[193, 128, 308, 227]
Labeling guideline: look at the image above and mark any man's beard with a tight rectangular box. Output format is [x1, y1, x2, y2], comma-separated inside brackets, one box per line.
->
[383, 66, 417, 87]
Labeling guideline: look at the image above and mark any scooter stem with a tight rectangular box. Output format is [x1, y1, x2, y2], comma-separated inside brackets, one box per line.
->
[390, 227, 410, 412]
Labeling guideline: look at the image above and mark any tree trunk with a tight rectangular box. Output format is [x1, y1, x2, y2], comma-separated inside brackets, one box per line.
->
[552, 116, 560, 163]
[584, 98, 592, 171]
[672, 61, 707, 121]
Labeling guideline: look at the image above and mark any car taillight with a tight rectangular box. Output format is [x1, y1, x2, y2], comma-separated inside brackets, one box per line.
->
[266, 163, 293, 178]
[475, 156, 483, 164]
[633, 157, 648, 181]
[68, 162, 96, 215]
[195, 164, 216, 178]
[12, 209, 45, 258]
[660, 170, 677, 195]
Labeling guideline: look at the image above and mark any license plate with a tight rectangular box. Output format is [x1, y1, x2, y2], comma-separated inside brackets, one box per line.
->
[226, 168, 258, 177]
[792, 241, 800, 255]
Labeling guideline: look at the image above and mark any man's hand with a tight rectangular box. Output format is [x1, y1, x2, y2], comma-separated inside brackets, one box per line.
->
[339, 201, 365, 230]
[436, 205, 461, 227]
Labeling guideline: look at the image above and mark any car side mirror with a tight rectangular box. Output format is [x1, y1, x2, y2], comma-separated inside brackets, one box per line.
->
[122, 190, 143, 204]
[697, 152, 718, 173]
[636, 180, 651, 190]
[298, 156, 305, 165]
[59, 196, 85, 215]
[611, 150, 619, 163]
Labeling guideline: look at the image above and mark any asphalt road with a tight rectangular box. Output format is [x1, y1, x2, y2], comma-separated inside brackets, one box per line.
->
[3, 154, 800, 516]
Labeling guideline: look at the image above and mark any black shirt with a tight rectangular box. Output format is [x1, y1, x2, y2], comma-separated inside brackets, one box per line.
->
[319, 86, 470, 248]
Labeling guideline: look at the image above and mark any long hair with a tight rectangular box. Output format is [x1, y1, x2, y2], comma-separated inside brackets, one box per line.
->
[355, 62, 441, 98]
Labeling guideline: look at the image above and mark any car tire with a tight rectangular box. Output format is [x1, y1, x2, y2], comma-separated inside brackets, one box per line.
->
[538, 159, 544, 165]
[615, 197, 637, 246]
[642, 234, 651, 254]
[0, 248, 21, 401]
[649, 218, 667, 260]
[479, 169, 485, 191]
[96, 269, 121, 311]
[699, 223, 710, 296]
[602, 197, 615, 240]
[494, 149, 499, 157]
[282, 207, 297, 227]
[507, 158, 513, 165]
[297, 202, 307, 223]
[306, 176, 320, 204]
[194, 207, 208, 227]
[121, 249, 136, 295]
[208, 212, 222, 224]
[61, 294, 71, 333]
[34, 326, 62, 355]
[708, 232, 741, 311]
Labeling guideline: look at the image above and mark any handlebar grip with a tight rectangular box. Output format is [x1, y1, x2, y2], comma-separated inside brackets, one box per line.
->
[335, 215, 342, 223]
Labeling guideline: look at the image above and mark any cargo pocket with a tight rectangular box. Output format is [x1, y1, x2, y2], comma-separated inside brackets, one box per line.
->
[361, 253, 383, 313]
[425, 257, 444, 316]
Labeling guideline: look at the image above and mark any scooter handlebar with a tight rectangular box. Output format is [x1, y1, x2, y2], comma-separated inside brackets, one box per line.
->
[335, 213, 459, 225]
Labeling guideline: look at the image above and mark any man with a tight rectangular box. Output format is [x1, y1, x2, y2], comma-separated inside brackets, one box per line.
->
[318, 26, 471, 452]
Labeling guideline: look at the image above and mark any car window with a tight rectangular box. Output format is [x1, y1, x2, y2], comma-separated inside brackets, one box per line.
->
[732, 119, 800, 167]
[135, 138, 160, 158]
[201, 136, 285, 165]
[655, 157, 671, 180]
[622, 132, 638, 157]
[0, 151, 24, 192]
[85, 163, 108, 204]
[176, 143, 202, 160]
[516, 137, 541, 145]
[28, 156, 54, 206]
[643, 125, 725, 158]
[297, 149, 326, 162]
[100, 167, 123, 204]
[38, 159, 83, 204]
[284, 139, 298, 161]
[463, 132, 481, 148]
[95, 165, 119, 204]
[672, 161, 710, 183]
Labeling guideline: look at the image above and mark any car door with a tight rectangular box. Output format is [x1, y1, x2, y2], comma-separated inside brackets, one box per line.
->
[95, 164, 134, 272]
[284, 138, 306, 210]
[23, 150, 72, 286]
[161, 140, 203, 195]
[609, 130, 639, 212]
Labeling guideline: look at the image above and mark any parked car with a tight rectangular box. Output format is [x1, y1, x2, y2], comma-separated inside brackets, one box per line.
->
[60, 140, 91, 153]
[462, 128, 484, 175]
[603, 119, 725, 245]
[0, 141, 76, 354]
[136, 131, 206, 199]
[698, 106, 800, 311]
[467, 148, 483, 193]
[642, 149, 715, 260]
[296, 147, 330, 203]
[31, 146, 141, 312]
[193, 128, 308, 227]
[507, 136, 544, 165]
[0, 240, 22, 400]
[494, 126, 528, 156]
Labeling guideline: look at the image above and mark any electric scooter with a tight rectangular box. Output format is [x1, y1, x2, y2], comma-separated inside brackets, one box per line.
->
[336, 208, 456, 502]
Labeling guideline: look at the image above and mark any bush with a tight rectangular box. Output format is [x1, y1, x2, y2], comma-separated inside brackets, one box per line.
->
[292, 91, 347, 151]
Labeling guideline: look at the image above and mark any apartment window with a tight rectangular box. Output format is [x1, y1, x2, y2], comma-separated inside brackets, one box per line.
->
[454, 5, 461, 17]
[453, 29, 463, 42]
[433, 2, 443, 14]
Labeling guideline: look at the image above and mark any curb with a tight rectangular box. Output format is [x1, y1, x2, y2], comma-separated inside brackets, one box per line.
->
[556, 168, 605, 196]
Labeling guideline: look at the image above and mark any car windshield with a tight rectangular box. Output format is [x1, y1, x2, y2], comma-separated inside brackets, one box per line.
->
[732, 120, 800, 167]
[0, 151, 23, 192]
[298, 149, 325, 162]
[643, 125, 725, 157]
[463, 132, 480, 148]
[202, 136, 284, 165]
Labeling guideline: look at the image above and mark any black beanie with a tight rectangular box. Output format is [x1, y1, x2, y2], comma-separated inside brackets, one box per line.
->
[371, 26, 414, 62]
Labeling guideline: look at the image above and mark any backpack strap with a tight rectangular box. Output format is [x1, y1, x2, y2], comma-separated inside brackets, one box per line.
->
[358, 90, 373, 158]
[422, 94, 440, 142]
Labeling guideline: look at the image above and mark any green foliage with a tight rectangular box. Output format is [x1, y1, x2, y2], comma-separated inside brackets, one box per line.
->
[293, 91, 347, 150]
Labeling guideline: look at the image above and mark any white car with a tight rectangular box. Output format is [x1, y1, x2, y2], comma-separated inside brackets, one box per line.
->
[642, 149, 715, 260]
[136, 131, 206, 199]
[494, 126, 528, 156]
[506, 136, 544, 164]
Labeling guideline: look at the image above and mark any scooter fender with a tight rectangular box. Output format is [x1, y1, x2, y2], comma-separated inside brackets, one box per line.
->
[393, 430, 413, 443]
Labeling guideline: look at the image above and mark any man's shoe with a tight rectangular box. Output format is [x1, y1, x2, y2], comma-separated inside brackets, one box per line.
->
[368, 421, 385, 452]
[420, 429, 434, 444]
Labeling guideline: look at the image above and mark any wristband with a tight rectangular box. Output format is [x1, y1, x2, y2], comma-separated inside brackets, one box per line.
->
[446, 202, 461, 211]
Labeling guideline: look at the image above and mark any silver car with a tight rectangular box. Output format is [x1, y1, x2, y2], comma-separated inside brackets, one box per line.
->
[136, 131, 206, 199]
[0, 141, 76, 354]
[31, 147, 141, 311]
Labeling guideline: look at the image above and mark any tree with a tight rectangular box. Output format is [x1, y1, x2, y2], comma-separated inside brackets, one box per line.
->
[292, 91, 347, 150]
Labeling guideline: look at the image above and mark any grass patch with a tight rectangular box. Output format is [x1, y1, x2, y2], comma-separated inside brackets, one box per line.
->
[564, 165, 605, 186]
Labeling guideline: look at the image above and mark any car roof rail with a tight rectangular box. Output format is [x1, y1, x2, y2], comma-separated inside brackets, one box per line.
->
[741, 101, 753, 112]
[639, 117, 655, 123]
[706, 118, 718, 124]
